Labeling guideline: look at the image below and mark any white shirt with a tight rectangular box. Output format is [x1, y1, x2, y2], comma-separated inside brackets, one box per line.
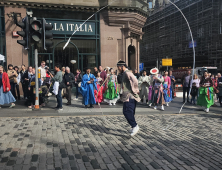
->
[38, 66, 46, 78]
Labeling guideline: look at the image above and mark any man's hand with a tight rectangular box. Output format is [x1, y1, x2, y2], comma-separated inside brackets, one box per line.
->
[6, 87, 9, 91]
[28, 87, 30, 90]
[87, 81, 91, 84]
[67, 82, 69, 85]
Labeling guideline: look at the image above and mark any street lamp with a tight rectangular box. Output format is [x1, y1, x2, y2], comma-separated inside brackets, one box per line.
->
[46, 60, 52, 64]
[70, 60, 76, 64]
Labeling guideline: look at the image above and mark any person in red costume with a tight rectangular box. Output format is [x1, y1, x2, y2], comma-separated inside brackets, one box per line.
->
[0, 65, 16, 108]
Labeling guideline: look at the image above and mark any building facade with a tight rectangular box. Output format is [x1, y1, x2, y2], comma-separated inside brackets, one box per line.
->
[141, 0, 222, 71]
[0, 0, 148, 73]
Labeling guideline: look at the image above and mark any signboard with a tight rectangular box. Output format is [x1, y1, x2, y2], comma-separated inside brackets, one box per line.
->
[12, 31, 19, 37]
[189, 40, 197, 48]
[162, 59, 172, 66]
[47, 20, 96, 36]
[139, 63, 144, 72]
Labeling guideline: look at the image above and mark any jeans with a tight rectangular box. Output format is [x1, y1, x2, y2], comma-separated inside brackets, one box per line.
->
[10, 82, 16, 99]
[183, 87, 190, 102]
[75, 84, 79, 98]
[123, 99, 137, 128]
[191, 96, 196, 104]
[56, 89, 62, 108]
[15, 84, 20, 100]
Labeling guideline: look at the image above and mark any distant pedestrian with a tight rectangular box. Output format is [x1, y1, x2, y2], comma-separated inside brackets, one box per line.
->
[99, 66, 107, 83]
[182, 70, 191, 103]
[138, 70, 150, 104]
[73, 69, 82, 101]
[134, 69, 140, 79]
[80, 68, 97, 108]
[20, 64, 27, 99]
[14, 66, 21, 100]
[218, 76, 222, 106]
[213, 75, 219, 102]
[51, 64, 63, 110]
[94, 67, 99, 77]
[7, 64, 18, 99]
[27, 68, 42, 109]
[117, 61, 140, 136]
[38, 61, 46, 81]
[0, 65, 16, 108]
[63, 67, 75, 105]
[61, 67, 66, 77]
[23, 66, 33, 102]
[169, 70, 176, 98]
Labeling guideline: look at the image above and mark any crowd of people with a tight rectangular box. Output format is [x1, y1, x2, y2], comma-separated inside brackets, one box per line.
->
[0, 62, 222, 114]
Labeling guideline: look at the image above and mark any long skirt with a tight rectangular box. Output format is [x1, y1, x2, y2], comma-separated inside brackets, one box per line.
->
[104, 82, 119, 104]
[197, 87, 214, 108]
[94, 84, 103, 103]
[151, 86, 165, 106]
[0, 86, 16, 105]
[163, 87, 173, 103]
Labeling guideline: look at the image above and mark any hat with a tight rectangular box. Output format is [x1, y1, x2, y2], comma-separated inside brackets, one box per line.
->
[117, 61, 127, 67]
[150, 68, 159, 75]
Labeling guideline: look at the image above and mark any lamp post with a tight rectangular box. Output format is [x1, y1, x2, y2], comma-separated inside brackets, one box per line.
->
[70, 60, 76, 64]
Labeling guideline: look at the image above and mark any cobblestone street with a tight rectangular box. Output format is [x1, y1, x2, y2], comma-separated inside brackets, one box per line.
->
[0, 114, 221, 170]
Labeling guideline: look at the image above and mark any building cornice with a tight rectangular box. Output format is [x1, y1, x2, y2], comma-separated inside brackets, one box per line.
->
[0, 1, 148, 17]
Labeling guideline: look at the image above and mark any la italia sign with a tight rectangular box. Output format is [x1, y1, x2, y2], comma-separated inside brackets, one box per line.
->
[47, 20, 96, 36]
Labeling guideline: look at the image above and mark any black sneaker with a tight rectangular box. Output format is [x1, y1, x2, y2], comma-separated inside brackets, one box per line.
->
[66, 103, 71, 105]
[85, 105, 88, 108]
[89, 105, 94, 108]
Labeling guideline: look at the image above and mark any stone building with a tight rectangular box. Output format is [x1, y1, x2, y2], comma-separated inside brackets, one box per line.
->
[0, 0, 148, 72]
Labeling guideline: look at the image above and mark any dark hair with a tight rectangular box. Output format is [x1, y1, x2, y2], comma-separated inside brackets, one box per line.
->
[143, 70, 146, 73]
[28, 66, 33, 69]
[54, 64, 61, 69]
[76, 69, 81, 72]
[8, 64, 13, 69]
[21, 64, 25, 67]
[13, 66, 19, 70]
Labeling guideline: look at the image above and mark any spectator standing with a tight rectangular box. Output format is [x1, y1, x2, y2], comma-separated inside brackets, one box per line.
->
[163, 70, 172, 106]
[27, 68, 42, 109]
[134, 69, 140, 79]
[182, 70, 191, 103]
[7, 64, 18, 99]
[74, 69, 82, 101]
[38, 61, 46, 81]
[51, 64, 63, 110]
[218, 73, 222, 82]
[20, 64, 27, 99]
[213, 75, 219, 102]
[63, 67, 75, 105]
[14, 66, 21, 100]
[93, 67, 98, 77]
[169, 70, 176, 98]
[99, 66, 107, 83]
[61, 67, 66, 77]
[218, 76, 222, 106]
[138, 70, 150, 104]
[23, 66, 34, 101]
[0, 65, 16, 108]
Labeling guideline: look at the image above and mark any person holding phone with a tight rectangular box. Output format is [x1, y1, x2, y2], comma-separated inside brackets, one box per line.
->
[80, 68, 97, 108]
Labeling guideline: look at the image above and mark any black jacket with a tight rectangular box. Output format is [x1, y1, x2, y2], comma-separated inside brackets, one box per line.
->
[20, 70, 27, 84]
[63, 72, 75, 87]
[75, 73, 82, 84]
[22, 71, 31, 85]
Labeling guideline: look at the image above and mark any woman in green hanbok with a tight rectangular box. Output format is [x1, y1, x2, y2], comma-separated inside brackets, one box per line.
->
[104, 68, 119, 105]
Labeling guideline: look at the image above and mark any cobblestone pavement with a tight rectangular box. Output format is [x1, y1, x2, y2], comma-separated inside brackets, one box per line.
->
[0, 114, 221, 170]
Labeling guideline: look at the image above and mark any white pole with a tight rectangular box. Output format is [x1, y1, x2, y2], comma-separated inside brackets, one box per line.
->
[34, 47, 40, 110]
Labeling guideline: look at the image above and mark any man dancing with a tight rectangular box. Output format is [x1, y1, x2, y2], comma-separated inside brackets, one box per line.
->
[117, 61, 140, 136]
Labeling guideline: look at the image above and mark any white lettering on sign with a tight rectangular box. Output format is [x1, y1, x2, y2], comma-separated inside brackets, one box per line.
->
[51, 22, 94, 33]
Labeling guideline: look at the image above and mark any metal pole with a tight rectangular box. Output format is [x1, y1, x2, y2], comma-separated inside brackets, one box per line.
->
[34, 45, 40, 110]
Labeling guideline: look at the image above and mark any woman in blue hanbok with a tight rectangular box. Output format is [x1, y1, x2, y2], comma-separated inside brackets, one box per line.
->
[80, 68, 97, 108]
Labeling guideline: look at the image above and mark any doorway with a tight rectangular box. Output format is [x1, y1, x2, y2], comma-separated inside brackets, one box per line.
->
[53, 41, 79, 74]
[128, 45, 136, 70]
